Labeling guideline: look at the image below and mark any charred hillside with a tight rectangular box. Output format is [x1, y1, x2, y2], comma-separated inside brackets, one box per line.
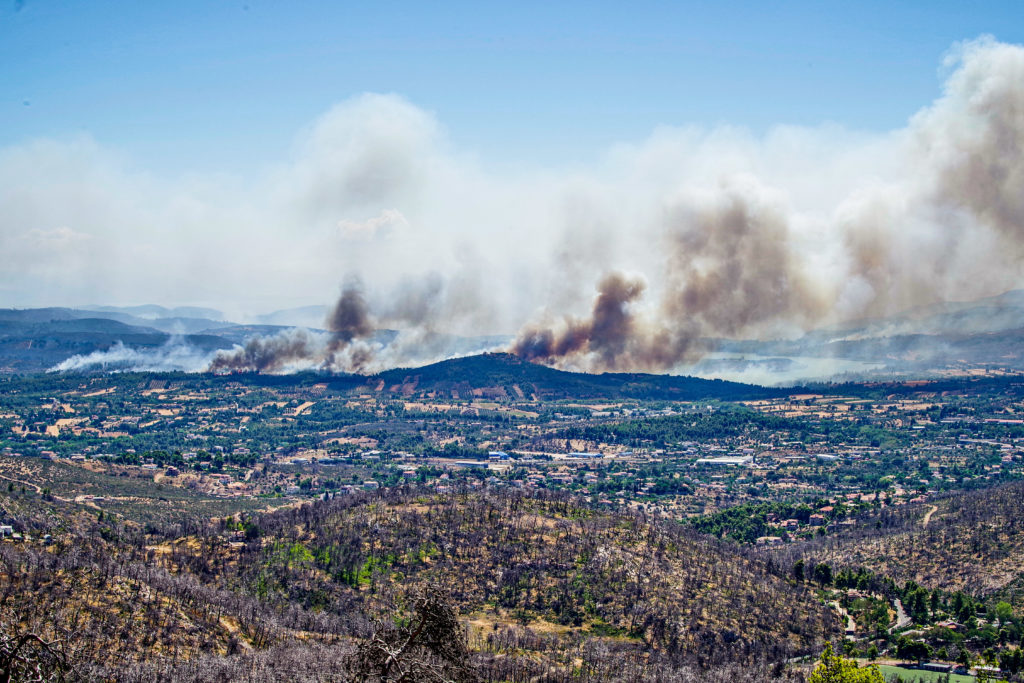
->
[0, 488, 836, 681]
[780, 480, 1024, 606]
[167, 489, 836, 668]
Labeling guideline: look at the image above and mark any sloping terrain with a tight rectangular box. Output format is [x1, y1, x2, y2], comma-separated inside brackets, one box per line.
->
[82, 304, 226, 322]
[786, 481, 1024, 606]
[0, 306, 226, 334]
[365, 352, 785, 400]
[169, 489, 836, 666]
[0, 315, 232, 373]
[0, 485, 835, 680]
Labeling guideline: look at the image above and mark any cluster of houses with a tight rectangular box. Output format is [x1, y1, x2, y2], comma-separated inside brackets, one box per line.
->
[0, 524, 51, 545]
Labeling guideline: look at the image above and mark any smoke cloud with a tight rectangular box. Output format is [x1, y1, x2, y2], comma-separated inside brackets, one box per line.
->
[511, 37, 1024, 371]
[207, 328, 322, 374]
[512, 181, 830, 371]
[50, 337, 214, 373]
[513, 273, 649, 370]
[325, 282, 373, 349]
[10, 37, 1024, 375]
[205, 282, 377, 373]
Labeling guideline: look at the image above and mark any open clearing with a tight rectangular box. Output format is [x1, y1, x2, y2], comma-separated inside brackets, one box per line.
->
[876, 664, 975, 682]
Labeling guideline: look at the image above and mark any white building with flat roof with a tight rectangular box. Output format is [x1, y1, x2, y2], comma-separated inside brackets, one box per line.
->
[695, 455, 754, 466]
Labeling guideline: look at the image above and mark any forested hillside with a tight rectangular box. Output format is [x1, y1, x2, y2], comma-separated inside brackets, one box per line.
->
[367, 352, 787, 400]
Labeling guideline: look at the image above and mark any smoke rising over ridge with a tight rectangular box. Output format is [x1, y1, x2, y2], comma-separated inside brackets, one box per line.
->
[198, 277, 504, 374]
[510, 38, 1024, 371]
[10, 38, 1024, 374]
[206, 282, 378, 373]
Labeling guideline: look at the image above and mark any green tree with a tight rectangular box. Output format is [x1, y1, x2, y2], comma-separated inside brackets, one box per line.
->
[809, 642, 885, 683]
[895, 637, 932, 664]
[1000, 647, 1024, 674]
[976, 669, 1011, 683]
[995, 601, 1014, 623]
[814, 562, 834, 587]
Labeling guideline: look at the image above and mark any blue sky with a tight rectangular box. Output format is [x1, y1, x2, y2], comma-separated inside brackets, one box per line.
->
[3, 0, 1024, 173]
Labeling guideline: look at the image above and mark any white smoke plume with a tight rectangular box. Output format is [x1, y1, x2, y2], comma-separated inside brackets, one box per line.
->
[202, 277, 505, 374]
[49, 337, 215, 373]
[8, 37, 1024, 374]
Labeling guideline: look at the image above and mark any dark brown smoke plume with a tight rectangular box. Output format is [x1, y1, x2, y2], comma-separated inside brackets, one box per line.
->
[326, 281, 374, 350]
[323, 281, 376, 372]
[208, 281, 376, 373]
[207, 329, 317, 373]
[512, 272, 648, 370]
[511, 187, 824, 372]
[660, 186, 826, 338]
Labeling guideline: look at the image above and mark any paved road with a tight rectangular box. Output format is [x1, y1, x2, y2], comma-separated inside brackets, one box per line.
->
[829, 601, 857, 638]
[891, 598, 911, 631]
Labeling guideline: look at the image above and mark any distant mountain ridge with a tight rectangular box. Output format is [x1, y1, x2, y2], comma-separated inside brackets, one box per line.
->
[0, 315, 232, 373]
[1, 288, 1024, 378]
[818, 288, 1024, 339]
[0, 307, 228, 335]
[251, 305, 328, 329]
[81, 304, 226, 321]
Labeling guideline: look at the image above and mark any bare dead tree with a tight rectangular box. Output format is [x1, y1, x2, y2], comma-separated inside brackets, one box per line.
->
[0, 626, 73, 683]
[348, 583, 477, 683]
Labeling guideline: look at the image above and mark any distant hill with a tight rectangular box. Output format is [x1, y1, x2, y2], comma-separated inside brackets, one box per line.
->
[82, 303, 226, 321]
[198, 324, 312, 345]
[360, 352, 786, 400]
[0, 315, 233, 373]
[0, 307, 137, 324]
[0, 306, 228, 335]
[716, 326, 1024, 375]
[251, 304, 328, 329]
[825, 288, 1024, 338]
